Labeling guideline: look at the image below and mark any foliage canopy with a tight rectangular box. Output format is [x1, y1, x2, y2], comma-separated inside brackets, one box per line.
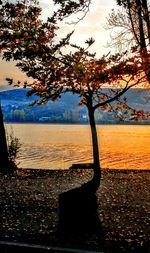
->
[0, 0, 149, 183]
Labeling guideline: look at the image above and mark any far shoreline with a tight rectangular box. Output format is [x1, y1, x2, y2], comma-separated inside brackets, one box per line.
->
[4, 121, 150, 126]
[14, 167, 150, 175]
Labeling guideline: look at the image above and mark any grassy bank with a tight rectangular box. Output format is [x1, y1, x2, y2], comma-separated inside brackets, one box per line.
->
[0, 168, 150, 253]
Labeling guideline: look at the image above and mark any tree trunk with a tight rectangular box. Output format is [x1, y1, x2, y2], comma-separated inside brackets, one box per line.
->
[88, 106, 101, 192]
[0, 103, 9, 172]
[135, 0, 150, 82]
[126, 0, 150, 82]
[136, 0, 147, 51]
[141, 0, 150, 44]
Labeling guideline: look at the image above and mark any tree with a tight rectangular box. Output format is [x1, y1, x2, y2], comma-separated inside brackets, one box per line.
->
[0, 0, 147, 190]
[53, 0, 91, 23]
[107, 0, 150, 82]
[114, 0, 150, 50]
[54, 0, 150, 82]
[0, 102, 9, 172]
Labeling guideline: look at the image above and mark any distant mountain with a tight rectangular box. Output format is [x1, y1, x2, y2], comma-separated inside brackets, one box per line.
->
[0, 88, 86, 123]
[0, 88, 149, 123]
[0, 88, 80, 107]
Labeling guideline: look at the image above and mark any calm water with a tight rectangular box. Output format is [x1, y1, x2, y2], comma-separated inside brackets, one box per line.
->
[5, 123, 150, 170]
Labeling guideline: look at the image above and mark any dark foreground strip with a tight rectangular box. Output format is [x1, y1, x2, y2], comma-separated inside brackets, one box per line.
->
[0, 241, 104, 253]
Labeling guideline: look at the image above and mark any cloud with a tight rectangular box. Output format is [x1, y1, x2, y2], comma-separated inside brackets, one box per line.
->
[48, 0, 117, 56]
[0, 60, 32, 87]
[39, 0, 57, 21]
[0, 0, 117, 85]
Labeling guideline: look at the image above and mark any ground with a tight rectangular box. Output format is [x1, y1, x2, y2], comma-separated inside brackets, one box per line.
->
[0, 168, 150, 253]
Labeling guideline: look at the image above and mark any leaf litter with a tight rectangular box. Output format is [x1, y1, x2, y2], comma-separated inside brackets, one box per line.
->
[0, 168, 149, 252]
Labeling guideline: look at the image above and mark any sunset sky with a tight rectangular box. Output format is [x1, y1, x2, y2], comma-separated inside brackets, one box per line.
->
[0, 0, 117, 89]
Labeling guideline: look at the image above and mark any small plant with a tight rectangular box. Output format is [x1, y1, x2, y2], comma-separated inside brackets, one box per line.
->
[7, 129, 22, 172]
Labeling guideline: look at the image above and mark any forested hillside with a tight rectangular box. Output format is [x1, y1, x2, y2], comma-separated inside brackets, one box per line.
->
[0, 88, 149, 123]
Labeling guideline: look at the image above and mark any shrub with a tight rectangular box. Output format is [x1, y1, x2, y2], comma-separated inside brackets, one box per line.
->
[7, 129, 22, 172]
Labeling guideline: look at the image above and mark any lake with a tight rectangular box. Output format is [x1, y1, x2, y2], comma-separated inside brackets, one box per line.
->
[5, 123, 150, 170]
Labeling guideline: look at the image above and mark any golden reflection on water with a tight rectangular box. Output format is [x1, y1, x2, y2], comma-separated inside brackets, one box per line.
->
[97, 125, 150, 169]
[6, 123, 150, 170]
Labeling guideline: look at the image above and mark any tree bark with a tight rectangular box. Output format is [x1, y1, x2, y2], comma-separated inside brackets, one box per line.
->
[0, 103, 9, 172]
[88, 106, 101, 192]
[141, 0, 150, 44]
[136, 0, 147, 51]
[133, 0, 150, 81]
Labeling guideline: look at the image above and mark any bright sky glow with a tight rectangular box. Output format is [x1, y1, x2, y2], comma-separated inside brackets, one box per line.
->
[39, 0, 117, 56]
[0, 0, 117, 87]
